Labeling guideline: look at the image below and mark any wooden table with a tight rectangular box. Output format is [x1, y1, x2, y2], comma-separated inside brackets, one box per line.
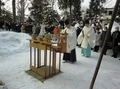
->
[27, 39, 62, 78]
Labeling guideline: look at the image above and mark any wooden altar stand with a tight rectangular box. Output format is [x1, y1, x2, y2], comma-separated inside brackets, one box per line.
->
[27, 34, 67, 79]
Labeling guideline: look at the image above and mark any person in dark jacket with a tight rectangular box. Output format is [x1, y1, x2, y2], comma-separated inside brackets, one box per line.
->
[76, 26, 82, 47]
[111, 26, 120, 58]
[34, 22, 41, 35]
[25, 22, 32, 34]
[100, 24, 109, 55]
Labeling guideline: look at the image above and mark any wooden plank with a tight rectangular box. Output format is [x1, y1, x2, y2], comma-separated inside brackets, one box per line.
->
[30, 43, 38, 48]
[30, 66, 45, 77]
[38, 44, 46, 50]
[37, 69, 45, 77]
[30, 65, 37, 72]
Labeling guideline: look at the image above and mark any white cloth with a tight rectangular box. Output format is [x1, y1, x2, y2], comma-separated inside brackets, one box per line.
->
[61, 26, 77, 53]
[75, 23, 80, 29]
[77, 26, 96, 48]
[32, 25, 36, 34]
[21, 25, 25, 33]
[39, 24, 46, 36]
[118, 43, 120, 46]
[95, 32, 101, 46]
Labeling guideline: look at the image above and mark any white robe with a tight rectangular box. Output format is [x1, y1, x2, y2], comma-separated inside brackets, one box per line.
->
[39, 24, 46, 36]
[77, 26, 95, 48]
[61, 26, 77, 53]
[95, 32, 101, 46]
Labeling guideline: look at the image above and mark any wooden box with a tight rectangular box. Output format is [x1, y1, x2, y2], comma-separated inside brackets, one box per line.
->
[57, 35, 67, 53]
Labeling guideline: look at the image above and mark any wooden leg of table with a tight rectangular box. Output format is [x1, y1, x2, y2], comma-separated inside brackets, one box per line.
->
[37, 48, 39, 68]
[30, 47, 32, 67]
[59, 52, 61, 72]
[52, 49, 56, 74]
[44, 49, 47, 78]
[52, 50, 55, 74]
[49, 47, 51, 76]
[54, 50, 56, 74]
[34, 48, 36, 68]
[39, 49, 41, 67]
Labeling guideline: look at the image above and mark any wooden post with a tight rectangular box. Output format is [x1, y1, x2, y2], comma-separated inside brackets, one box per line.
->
[34, 48, 36, 67]
[59, 52, 61, 72]
[29, 41, 32, 67]
[37, 48, 39, 67]
[89, 0, 120, 89]
[49, 47, 51, 76]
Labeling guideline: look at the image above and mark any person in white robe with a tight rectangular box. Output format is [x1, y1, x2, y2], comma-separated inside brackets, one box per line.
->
[39, 23, 46, 37]
[93, 25, 102, 52]
[77, 20, 95, 57]
[61, 19, 77, 63]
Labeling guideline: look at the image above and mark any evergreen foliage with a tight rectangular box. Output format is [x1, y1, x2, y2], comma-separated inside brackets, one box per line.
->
[29, 0, 60, 24]
[115, 3, 120, 22]
[58, 0, 82, 22]
[29, 0, 47, 22]
[86, 0, 106, 20]
[0, 9, 12, 22]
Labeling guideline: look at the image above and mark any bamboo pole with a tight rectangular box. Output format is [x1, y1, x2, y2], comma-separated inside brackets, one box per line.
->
[89, 0, 120, 89]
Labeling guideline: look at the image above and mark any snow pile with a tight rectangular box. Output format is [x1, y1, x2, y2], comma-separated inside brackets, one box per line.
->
[0, 31, 30, 57]
[0, 85, 8, 89]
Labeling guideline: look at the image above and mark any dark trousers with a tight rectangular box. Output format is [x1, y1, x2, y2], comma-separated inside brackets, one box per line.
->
[94, 46, 99, 52]
[63, 49, 76, 62]
[112, 45, 119, 57]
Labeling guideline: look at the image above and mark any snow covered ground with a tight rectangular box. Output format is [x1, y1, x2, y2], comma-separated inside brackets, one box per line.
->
[0, 30, 120, 89]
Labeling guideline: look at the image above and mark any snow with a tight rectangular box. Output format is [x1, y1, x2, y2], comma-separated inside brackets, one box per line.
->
[0, 30, 120, 89]
[82, 0, 116, 8]
[0, 31, 30, 57]
[111, 21, 120, 33]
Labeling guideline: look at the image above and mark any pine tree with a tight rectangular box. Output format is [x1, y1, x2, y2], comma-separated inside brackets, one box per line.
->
[73, 0, 82, 22]
[58, 0, 82, 22]
[0, 0, 5, 16]
[29, 0, 49, 22]
[87, 0, 106, 20]
[29, 0, 60, 24]
[115, 3, 120, 22]
[44, 9, 60, 25]
[0, 0, 5, 21]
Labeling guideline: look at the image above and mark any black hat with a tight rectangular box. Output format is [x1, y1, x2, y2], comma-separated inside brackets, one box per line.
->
[64, 19, 70, 25]
[84, 20, 89, 24]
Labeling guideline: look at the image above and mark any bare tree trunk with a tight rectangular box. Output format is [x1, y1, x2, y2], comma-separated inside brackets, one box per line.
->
[69, 0, 72, 24]
[12, 0, 16, 23]
[0, 0, 1, 16]
[17, 0, 28, 22]
[21, 0, 25, 22]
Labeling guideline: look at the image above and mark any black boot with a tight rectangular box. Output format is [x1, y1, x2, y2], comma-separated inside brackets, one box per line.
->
[111, 54, 115, 57]
[114, 53, 118, 58]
